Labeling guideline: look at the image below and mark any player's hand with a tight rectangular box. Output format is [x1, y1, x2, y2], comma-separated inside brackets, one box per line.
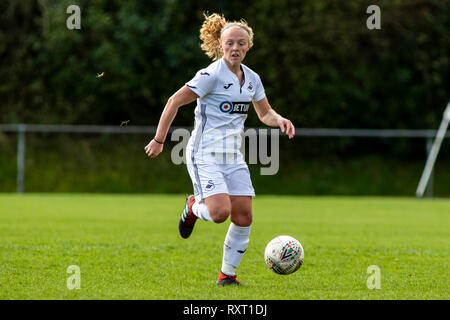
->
[277, 117, 295, 139]
[144, 139, 164, 158]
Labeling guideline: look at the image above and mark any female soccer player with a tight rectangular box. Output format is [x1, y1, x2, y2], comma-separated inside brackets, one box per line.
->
[144, 13, 295, 286]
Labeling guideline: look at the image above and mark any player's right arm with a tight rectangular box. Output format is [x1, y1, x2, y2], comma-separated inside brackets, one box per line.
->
[144, 85, 198, 158]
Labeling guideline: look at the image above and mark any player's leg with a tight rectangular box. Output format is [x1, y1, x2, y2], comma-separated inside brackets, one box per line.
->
[188, 193, 232, 224]
[229, 196, 252, 227]
[204, 193, 231, 223]
[217, 196, 252, 286]
[179, 160, 230, 238]
[188, 160, 231, 223]
[217, 164, 254, 286]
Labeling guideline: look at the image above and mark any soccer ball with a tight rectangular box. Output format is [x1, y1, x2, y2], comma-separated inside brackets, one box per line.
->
[264, 235, 304, 275]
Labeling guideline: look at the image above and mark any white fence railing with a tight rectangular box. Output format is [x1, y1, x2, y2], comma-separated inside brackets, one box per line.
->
[1, 124, 449, 197]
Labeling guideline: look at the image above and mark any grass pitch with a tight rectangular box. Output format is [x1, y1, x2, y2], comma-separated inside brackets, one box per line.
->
[0, 194, 448, 300]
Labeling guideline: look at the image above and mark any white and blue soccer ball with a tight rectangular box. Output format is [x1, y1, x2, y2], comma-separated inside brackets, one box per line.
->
[264, 235, 304, 275]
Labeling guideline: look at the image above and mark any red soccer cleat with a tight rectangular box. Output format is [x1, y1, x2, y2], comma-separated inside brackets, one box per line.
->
[216, 271, 245, 286]
[178, 195, 197, 239]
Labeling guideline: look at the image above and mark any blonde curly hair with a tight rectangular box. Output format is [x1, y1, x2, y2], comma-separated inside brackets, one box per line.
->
[200, 13, 254, 61]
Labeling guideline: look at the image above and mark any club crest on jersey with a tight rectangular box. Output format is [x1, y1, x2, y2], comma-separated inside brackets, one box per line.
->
[219, 101, 250, 114]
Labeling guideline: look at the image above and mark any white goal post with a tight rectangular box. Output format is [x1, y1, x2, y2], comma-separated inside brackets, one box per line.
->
[416, 101, 450, 198]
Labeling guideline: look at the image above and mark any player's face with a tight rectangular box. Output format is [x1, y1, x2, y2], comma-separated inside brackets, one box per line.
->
[220, 27, 250, 67]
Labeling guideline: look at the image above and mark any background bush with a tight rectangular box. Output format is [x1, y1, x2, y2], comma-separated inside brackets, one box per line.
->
[1, 0, 448, 127]
[1, 0, 449, 195]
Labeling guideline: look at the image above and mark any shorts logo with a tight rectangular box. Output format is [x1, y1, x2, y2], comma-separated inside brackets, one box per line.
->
[219, 101, 250, 114]
[205, 180, 215, 191]
[219, 101, 233, 113]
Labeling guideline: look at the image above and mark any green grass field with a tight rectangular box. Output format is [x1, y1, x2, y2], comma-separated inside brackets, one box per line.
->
[0, 194, 449, 300]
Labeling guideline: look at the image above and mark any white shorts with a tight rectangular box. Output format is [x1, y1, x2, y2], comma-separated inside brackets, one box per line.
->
[186, 157, 255, 202]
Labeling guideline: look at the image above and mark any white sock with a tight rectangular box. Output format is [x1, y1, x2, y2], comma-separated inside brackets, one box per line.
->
[192, 201, 213, 222]
[221, 222, 251, 276]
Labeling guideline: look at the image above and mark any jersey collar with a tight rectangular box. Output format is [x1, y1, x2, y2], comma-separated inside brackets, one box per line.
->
[221, 58, 246, 89]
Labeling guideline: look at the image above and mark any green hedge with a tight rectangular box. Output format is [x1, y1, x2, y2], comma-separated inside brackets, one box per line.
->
[1, 0, 449, 129]
[1, 0, 449, 195]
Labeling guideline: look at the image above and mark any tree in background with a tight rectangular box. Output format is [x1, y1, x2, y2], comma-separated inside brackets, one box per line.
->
[0, 0, 448, 129]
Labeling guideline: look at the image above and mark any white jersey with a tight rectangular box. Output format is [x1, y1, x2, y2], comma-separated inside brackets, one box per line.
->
[186, 57, 266, 164]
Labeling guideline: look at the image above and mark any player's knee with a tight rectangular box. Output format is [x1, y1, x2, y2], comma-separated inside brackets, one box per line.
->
[230, 211, 252, 227]
[211, 207, 231, 223]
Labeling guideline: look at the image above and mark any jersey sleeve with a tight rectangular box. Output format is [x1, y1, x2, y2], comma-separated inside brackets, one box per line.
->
[185, 69, 216, 98]
[252, 73, 266, 102]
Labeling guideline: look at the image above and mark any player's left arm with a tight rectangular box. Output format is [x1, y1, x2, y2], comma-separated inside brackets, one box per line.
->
[252, 97, 295, 139]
